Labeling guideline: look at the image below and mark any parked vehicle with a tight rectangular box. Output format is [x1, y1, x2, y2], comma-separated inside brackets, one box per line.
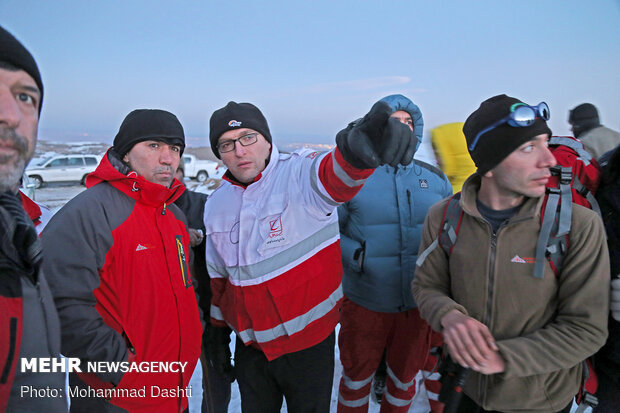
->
[26, 154, 102, 188]
[182, 154, 219, 182]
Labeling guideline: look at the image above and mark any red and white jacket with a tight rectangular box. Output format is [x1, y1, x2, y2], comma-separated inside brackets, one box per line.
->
[204, 146, 373, 360]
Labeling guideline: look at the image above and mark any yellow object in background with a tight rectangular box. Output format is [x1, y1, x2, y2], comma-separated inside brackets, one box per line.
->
[431, 122, 477, 193]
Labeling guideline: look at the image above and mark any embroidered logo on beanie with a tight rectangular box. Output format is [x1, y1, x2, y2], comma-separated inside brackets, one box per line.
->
[228, 120, 242, 127]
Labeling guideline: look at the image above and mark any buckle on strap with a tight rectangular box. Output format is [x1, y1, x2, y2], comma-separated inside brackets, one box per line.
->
[559, 167, 572, 186]
[575, 392, 598, 413]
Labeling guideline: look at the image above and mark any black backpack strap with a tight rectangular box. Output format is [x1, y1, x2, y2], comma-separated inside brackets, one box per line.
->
[439, 193, 463, 256]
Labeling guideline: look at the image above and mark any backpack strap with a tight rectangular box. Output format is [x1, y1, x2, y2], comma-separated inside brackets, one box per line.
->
[439, 193, 463, 256]
[535, 181, 572, 279]
[549, 136, 594, 166]
[574, 359, 598, 412]
[416, 193, 463, 268]
[535, 189, 561, 278]
[573, 175, 602, 216]
[550, 165, 573, 237]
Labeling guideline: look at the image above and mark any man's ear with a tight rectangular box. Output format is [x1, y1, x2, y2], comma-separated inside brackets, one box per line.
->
[483, 169, 493, 179]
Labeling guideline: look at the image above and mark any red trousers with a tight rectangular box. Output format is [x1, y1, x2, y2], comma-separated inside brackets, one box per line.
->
[337, 298, 442, 412]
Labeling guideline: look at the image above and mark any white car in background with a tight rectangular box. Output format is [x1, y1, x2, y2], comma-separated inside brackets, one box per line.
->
[182, 154, 219, 182]
[26, 154, 102, 188]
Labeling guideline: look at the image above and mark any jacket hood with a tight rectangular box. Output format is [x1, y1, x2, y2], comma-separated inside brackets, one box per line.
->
[379, 94, 424, 153]
[86, 148, 185, 207]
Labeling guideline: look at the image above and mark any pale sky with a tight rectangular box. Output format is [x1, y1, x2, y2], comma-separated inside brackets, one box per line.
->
[2, 0, 620, 147]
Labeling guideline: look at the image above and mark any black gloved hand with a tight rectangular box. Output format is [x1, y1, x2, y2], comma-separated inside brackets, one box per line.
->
[204, 326, 235, 382]
[336, 101, 418, 169]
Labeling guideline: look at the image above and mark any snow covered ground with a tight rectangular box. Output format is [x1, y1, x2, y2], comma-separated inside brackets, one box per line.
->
[186, 325, 435, 412]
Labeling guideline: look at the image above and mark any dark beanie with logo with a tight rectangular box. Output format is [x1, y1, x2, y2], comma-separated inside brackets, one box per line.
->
[113, 109, 185, 158]
[463, 94, 552, 175]
[568, 103, 600, 138]
[0, 25, 44, 115]
[209, 101, 272, 159]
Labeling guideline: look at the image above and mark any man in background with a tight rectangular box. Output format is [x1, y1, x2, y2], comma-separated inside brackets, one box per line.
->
[593, 145, 620, 412]
[569, 103, 620, 158]
[174, 160, 232, 413]
[0, 25, 67, 412]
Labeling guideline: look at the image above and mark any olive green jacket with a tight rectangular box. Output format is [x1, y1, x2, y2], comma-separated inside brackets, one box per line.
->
[412, 174, 610, 412]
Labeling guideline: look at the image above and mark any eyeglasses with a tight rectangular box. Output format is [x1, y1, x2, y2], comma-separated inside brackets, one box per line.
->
[217, 132, 259, 153]
[469, 102, 550, 151]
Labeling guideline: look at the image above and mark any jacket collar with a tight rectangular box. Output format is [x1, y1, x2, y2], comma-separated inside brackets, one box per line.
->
[86, 148, 185, 207]
[460, 173, 543, 222]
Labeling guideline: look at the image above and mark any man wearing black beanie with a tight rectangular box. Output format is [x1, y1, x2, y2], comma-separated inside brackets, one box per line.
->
[413, 95, 609, 412]
[569, 103, 620, 159]
[0, 25, 68, 412]
[204, 100, 417, 411]
[41, 109, 202, 412]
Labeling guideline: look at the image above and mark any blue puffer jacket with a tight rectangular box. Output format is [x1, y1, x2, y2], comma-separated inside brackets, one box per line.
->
[338, 95, 452, 313]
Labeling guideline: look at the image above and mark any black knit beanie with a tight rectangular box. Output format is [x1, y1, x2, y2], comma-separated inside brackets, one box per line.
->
[113, 109, 185, 158]
[0, 25, 44, 115]
[568, 103, 600, 138]
[209, 101, 272, 159]
[463, 94, 552, 175]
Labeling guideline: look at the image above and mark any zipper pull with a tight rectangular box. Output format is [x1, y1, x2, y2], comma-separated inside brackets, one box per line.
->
[162, 203, 167, 215]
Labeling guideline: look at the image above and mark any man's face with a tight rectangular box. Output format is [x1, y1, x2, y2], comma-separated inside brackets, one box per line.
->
[218, 128, 271, 184]
[486, 134, 556, 200]
[0, 67, 40, 192]
[390, 110, 414, 131]
[123, 140, 181, 187]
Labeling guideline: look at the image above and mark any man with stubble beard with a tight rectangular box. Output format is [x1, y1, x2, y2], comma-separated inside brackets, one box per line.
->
[0, 25, 68, 412]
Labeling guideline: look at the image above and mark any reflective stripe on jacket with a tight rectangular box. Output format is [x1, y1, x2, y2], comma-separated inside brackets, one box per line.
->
[205, 146, 373, 360]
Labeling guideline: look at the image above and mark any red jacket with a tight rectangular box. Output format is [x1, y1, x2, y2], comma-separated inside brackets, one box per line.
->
[42, 151, 202, 412]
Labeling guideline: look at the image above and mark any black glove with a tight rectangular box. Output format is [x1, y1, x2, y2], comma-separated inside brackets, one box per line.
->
[336, 101, 418, 169]
[204, 326, 235, 382]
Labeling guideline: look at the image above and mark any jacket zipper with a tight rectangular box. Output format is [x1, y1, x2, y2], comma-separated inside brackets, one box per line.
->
[161, 184, 182, 216]
[481, 222, 507, 405]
